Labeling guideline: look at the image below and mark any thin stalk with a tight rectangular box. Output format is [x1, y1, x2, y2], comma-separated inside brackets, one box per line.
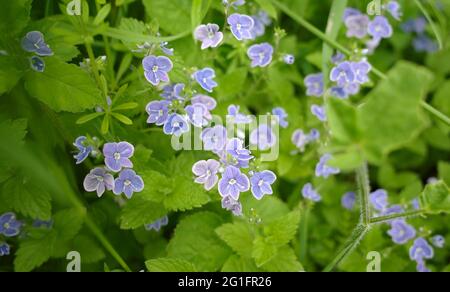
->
[323, 224, 369, 272]
[370, 210, 425, 224]
[357, 162, 371, 226]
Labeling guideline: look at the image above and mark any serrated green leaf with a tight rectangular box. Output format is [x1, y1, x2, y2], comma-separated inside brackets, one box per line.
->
[167, 212, 232, 271]
[221, 255, 261, 272]
[24, 57, 102, 112]
[216, 222, 254, 257]
[1, 177, 52, 220]
[120, 196, 167, 229]
[252, 236, 278, 266]
[146, 258, 197, 272]
[14, 230, 56, 272]
[164, 177, 210, 211]
[260, 247, 303, 272]
[263, 210, 301, 247]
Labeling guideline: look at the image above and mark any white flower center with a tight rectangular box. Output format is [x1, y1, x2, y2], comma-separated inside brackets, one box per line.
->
[258, 180, 264, 187]
[173, 121, 180, 128]
[124, 180, 131, 186]
[114, 152, 121, 160]
[229, 179, 237, 185]
[152, 65, 159, 72]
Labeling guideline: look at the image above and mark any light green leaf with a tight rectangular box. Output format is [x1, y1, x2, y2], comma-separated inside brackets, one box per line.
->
[260, 247, 303, 272]
[24, 57, 103, 112]
[93, 3, 111, 26]
[252, 236, 278, 266]
[76, 112, 104, 124]
[111, 113, 133, 125]
[167, 212, 232, 271]
[419, 181, 450, 214]
[263, 210, 301, 247]
[14, 229, 56, 272]
[53, 208, 85, 241]
[358, 62, 433, 162]
[146, 258, 197, 272]
[326, 97, 361, 144]
[216, 222, 254, 257]
[143, 0, 191, 35]
[120, 196, 167, 229]
[221, 255, 260, 272]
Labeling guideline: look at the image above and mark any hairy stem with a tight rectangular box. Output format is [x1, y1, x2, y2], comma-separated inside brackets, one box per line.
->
[370, 210, 426, 224]
[323, 224, 369, 272]
[357, 162, 371, 226]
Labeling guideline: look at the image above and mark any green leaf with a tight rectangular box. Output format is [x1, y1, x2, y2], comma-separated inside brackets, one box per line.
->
[14, 208, 85, 272]
[221, 255, 260, 272]
[101, 115, 109, 134]
[358, 62, 433, 162]
[111, 113, 133, 125]
[419, 181, 450, 214]
[93, 3, 111, 26]
[241, 194, 290, 223]
[164, 176, 210, 211]
[143, 0, 191, 35]
[438, 161, 450, 186]
[326, 97, 361, 144]
[260, 247, 303, 272]
[120, 196, 167, 229]
[167, 212, 232, 271]
[217, 68, 248, 101]
[1, 177, 52, 220]
[53, 208, 85, 241]
[328, 150, 364, 171]
[251, 236, 278, 266]
[14, 229, 56, 272]
[76, 112, 104, 124]
[0, 0, 32, 36]
[263, 210, 301, 247]
[24, 57, 103, 112]
[113, 102, 138, 111]
[0, 56, 23, 95]
[216, 222, 254, 257]
[146, 258, 197, 272]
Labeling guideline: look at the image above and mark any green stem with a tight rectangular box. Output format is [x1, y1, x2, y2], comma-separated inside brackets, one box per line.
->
[370, 210, 425, 224]
[357, 162, 371, 226]
[421, 101, 450, 126]
[323, 224, 369, 272]
[270, 0, 450, 128]
[85, 42, 103, 89]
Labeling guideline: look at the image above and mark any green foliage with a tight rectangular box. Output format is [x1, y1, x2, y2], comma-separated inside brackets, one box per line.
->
[24, 57, 103, 112]
[14, 208, 85, 272]
[146, 258, 197, 272]
[420, 181, 450, 214]
[167, 212, 232, 271]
